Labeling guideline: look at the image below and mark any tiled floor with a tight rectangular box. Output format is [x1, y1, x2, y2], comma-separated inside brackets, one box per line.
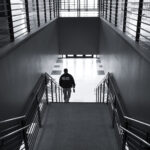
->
[51, 58, 106, 103]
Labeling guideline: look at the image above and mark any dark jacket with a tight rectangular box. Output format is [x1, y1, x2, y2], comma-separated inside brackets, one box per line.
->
[59, 73, 75, 88]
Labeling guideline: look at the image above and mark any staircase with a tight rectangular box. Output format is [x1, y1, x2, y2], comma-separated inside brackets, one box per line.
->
[0, 73, 150, 150]
[34, 103, 119, 150]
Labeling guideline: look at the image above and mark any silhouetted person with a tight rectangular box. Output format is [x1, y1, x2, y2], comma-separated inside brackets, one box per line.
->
[59, 68, 75, 103]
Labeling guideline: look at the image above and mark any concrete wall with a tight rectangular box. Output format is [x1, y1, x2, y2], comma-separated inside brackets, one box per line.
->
[58, 17, 100, 54]
[99, 18, 150, 123]
[0, 20, 59, 120]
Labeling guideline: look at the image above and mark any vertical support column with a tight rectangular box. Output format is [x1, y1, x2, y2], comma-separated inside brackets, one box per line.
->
[49, 0, 52, 20]
[59, 87, 61, 102]
[58, 0, 60, 17]
[136, 0, 143, 42]
[6, 0, 14, 41]
[77, 0, 80, 17]
[86, 0, 88, 11]
[68, 0, 70, 11]
[25, 0, 30, 33]
[123, 0, 128, 32]
[53, 0, 55, 18]
[98, 0, 100, 17]
[43, 0, 47, 23]
[115, 0, 118, 26]
[109, 0, 112, 23]
[36, 0, 40, 27]
[55, 0, 57, 17]
[103, 0, 104, 17]
[105, 0, 108, 19]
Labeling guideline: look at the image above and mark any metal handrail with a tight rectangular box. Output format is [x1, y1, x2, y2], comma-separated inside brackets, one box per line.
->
[0, 73, 61, 150]
[96, 72, 150, 149]
[96, 73, 109, 88]
[0, 115, 26, 124]
[108, 73, 126, 116]
[120, 126, 150, 147]
[25, 74, 45, 116]
[124, 116, 150, 128]
[0, 125, 30, 140]
[96, 73, 150, 128]
[45, 72, 57, 84]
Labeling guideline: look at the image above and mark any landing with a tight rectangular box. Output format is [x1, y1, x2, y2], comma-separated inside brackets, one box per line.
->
[51, 58, 105, 102]
[35, 103, 119, 150]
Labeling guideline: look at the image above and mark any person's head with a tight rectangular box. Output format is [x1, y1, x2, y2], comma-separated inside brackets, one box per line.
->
[64, 68, 68, 74]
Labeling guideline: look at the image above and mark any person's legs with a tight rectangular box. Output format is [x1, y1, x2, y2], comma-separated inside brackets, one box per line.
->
[63, 88, 67, 102]
[66, 88, 71, 102]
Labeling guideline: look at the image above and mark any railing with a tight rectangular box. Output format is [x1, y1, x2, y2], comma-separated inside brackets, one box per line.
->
[0, 0, 59, 48]
[100, 0, 150, 49]
[96, 72, 150, 150]
[0, 72, 63, 150]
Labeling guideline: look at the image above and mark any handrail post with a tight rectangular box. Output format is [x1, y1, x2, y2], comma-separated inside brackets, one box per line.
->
[58, 87, 61, 103]
[106, 77, 109, 104]
[51, 80, 54, 103]
[103, 81, 105, 103]
[122, 121, 128, 150]
[100, 84, 102, 103]
[21, 120, 29, 150]
[45, 76, 49, 104]
[36, 96, 42, 128]
[112, 95, 116, 128]
[112, 109, 115, 128]
[96, 88, 98, 102]
[98, 87, 100, 102]
[55, 85, 58, 102]
[61, 88, 63, 102]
